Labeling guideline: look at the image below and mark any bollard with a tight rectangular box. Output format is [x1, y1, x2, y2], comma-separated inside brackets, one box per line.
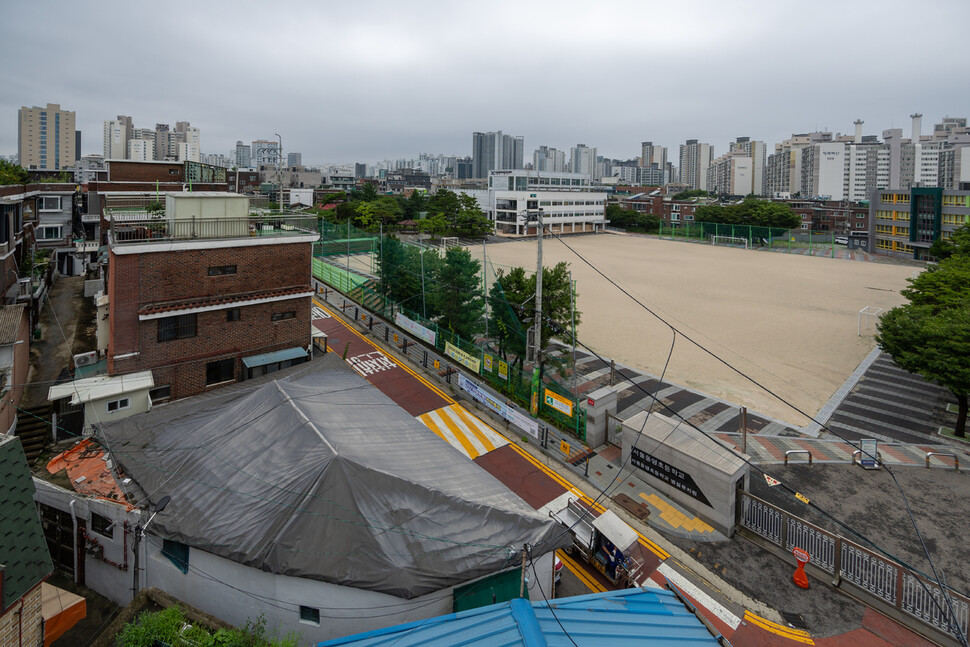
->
[792, 547, 810, 589]
[384, 326, 389, 342]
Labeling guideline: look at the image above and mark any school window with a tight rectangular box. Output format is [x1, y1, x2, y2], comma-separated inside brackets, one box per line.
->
[226, 308, 241, 322]
[299, 606, 320, 626]
[271, 311, 295, 322]
[207, 265, 237, 276]
[158, 314, 197, 342]
[91, 513, 114, 538]
[206, 358, 235, 385]
[106, 397, 130, 413]
[162, 539, 189, 574]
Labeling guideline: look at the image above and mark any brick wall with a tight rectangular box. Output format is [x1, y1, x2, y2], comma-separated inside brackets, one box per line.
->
[107, 161, 184, 182]
[108, 241, 312, 399]
[0, 585, 44, 647]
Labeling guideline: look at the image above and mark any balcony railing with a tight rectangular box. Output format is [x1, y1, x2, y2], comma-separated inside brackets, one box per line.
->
[107, 213, 321, 245]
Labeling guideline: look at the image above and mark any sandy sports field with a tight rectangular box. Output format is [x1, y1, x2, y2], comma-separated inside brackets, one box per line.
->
[475, 235, 917, 427]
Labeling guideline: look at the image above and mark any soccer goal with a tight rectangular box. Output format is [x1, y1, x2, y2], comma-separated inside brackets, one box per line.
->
[858, 306, 883, 336]
[440, 236, 459, 250]
[711, 235, 750, 249]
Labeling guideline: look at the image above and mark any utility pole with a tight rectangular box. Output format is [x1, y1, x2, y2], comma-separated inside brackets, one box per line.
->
[532, 207, 543, 365]
[274, 133, 283, 213]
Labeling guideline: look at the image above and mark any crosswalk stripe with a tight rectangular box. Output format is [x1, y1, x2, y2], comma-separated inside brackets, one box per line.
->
[419, 407, 482, 459]
[451, 405, 506, 452]
[418, 405, 508, 460]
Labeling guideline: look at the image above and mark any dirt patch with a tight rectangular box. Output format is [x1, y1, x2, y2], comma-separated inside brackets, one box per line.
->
[477, 236, 914, 426]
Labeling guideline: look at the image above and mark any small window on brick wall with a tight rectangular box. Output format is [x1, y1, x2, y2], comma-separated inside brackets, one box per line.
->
[208, 265, 237, 276]
[206, 358, 235, 385]
[158, 314, 197, 342]
[226, 308, 241, 322]
[271, 311, 296, 322]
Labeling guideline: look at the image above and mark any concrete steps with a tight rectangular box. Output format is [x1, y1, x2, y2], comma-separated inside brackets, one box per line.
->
[16, 404, 52, 463]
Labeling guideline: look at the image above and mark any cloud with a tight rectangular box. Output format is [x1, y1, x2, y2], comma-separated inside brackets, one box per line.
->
[2, 0, 967, 164]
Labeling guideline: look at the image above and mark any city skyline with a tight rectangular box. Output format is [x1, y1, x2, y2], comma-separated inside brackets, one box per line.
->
[2, 0, 969, 165]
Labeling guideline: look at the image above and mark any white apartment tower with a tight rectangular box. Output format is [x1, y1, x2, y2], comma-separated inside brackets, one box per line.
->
[678, 140, 713, 191]
[103, 115, 133, 160]
[569, 144, 597, 179]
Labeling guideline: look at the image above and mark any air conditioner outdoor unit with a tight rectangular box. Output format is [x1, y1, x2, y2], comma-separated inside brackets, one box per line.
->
[74, 351, 99, 368]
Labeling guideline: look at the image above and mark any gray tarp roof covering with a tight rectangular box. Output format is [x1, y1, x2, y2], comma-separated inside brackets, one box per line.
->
[101, 354, 569, 598]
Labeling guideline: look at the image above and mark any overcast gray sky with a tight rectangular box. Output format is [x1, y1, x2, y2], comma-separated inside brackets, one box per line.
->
[2, 0, 968, 166]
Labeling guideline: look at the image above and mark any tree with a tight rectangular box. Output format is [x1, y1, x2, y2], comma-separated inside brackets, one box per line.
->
[606, 204, 660, 233]
[928, 224, 970, 260]
[487, 262, 580, 374]
[876, 255, 970, 437]
[356, 182, 378, 202]
[454, 194, 492, 237]
[671, 189, 709, 201]
[693, 198, 799, 229]
[433, 248, 484, 340]
[876, 303, 970, 437]
[0, 160, 28, 185]
[402, 190, 427, 220]
[355, 196, 401, 230]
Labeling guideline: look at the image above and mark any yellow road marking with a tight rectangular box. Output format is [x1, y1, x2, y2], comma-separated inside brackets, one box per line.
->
[743, 611, 815, 644]
[451, 405, 500, 453]
[640, 492, 714, 534]
[557, 549, 606, 593]
[420, 407, 482, 459]
[317, 297, 670, 562]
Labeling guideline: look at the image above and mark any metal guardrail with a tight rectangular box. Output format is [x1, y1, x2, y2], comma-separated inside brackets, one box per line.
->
[740, 491, 969, 641]
[108, 215, 319, 244]
[926, 452, 960, 470]
[784, 449, 813, 465]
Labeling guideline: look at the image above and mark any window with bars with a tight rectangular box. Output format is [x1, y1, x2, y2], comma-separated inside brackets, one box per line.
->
[206, 358, 234, 385]
[158, 314, 197, 342]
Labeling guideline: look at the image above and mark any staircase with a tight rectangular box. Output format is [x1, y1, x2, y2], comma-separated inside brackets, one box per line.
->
[16, 404, 52, 463]
[349, 279, 386, 314]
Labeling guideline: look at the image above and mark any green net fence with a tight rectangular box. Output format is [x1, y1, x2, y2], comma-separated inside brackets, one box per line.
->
[312, 243, 587, 441]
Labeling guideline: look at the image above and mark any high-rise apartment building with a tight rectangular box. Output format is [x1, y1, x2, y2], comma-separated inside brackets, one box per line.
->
[533, 146, 566, 173]
[18, 103, 76, 170]
[678, 140, 713, 191]
[128, 138, 155, 161]
[103, 115, 133, 160]
[707, 138, 766, 196]
[569, 144, 597, 179]
[235, 141, 252, 168]
[639, 142, 668, 170]
[287, 152, 302, 167]
[471, 131, 524, 178]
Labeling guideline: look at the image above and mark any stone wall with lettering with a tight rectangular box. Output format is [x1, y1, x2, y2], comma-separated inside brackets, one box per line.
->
[621, 412, 749, 536]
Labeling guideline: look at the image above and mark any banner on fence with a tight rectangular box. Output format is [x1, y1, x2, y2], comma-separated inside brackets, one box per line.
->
[529, 367, 540, 417]
[395, 312, 436, 345]
[445, 342, 481, 373]
[458, 373, 539, 438]
[483, 353, 493, 372]
[544, 388, 573, 417]
[498, 360, 509, 381]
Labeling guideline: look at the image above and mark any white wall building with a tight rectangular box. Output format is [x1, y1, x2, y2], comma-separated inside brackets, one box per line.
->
[128, 138, 155, 162]
[678, 140, 713, 191]
[470, 170, 607, 236]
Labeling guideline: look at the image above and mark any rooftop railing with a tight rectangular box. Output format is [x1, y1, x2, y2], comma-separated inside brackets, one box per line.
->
[106, 212, 321, 245]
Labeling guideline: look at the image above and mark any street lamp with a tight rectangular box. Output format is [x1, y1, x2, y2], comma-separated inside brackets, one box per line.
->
[518, 206, 544, 365]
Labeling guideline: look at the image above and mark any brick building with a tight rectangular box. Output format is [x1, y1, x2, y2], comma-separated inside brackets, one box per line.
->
[103, 192, 318, 401]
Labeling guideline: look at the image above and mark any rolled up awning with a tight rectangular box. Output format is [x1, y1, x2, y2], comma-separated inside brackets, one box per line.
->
[241, 346, 308, 369]
[42, 583, 86, 647]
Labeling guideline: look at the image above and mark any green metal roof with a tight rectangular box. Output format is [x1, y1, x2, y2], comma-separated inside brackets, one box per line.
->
[0, 435, 53, 611]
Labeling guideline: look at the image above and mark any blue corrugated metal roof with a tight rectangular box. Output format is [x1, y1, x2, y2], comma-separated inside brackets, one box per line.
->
[241, 346, 307, 368]
[318, 588, 722, 647]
